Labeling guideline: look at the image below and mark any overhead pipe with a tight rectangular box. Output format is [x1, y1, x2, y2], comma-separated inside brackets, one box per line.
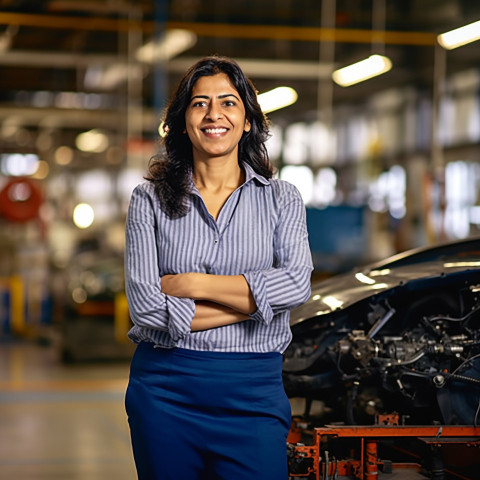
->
[0, 12, 438, 46]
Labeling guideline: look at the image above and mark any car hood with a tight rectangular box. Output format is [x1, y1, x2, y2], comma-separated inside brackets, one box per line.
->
[291, 257, 480, 327]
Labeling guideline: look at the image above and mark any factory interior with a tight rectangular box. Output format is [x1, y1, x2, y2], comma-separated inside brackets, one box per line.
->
[1, 1, 480, 479]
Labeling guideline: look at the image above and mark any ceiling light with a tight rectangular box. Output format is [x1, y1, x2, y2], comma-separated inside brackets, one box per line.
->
[1, 153, 39, 176]
[136, 29, 197, 63]
[104, 64, 142, 90]
[437, 20, 480, 50]
[257, 86, 298, 113]
[54, 145, 74, 165]
[73, 203, 95, 229]
[75, 129, 109, 153]
[332, 54, 392, 87]
[32, 161, 49, 180]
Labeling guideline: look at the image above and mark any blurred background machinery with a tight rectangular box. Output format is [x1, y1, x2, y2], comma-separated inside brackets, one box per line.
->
[1, 0, 480, 358]
[1, 3, 480, 479]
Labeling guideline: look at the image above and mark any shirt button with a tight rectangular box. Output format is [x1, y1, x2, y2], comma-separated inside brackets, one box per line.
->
[214, 239, 218, 244]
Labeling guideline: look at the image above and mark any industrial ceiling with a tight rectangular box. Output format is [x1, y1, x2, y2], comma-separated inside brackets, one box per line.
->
[0, 0, 479, 161]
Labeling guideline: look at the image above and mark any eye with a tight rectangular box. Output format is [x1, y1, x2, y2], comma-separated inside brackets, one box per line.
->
[192, 100, 207, 108]
[223, 100, 236, 107]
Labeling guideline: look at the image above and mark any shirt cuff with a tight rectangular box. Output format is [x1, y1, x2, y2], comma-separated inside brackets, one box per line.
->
[166, 296, 195, 341]
[243, 271, 274, 325]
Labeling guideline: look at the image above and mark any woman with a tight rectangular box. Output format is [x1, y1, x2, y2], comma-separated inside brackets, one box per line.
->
[125, 55, 313, 480]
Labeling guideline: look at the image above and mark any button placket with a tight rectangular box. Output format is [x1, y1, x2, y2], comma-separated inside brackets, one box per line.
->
[204, 226, 220, 274]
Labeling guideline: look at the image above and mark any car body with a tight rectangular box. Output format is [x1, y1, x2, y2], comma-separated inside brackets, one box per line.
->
[283, 237, 480, 426]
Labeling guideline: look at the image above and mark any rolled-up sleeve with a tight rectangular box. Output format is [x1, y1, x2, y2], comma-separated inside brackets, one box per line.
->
[243, 182, 313, 325]
[125, 185, 195, 341]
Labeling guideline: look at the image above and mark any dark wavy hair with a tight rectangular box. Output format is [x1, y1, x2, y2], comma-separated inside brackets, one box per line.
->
[146, 55, 274, 218]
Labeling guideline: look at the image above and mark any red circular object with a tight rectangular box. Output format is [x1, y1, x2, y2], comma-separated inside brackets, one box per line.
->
[0, 177, 43, 222]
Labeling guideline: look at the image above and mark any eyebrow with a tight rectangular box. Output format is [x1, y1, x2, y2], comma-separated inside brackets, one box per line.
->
[190, 93, 240, 102]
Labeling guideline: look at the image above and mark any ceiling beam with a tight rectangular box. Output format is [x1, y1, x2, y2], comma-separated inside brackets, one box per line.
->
[168, 21, 437, 46]
[0, 50, 121, 68]
[0, 51, 333, 79]
[170, 57, 334, 79]
[0, 12, 438, 46]
[0, 105, 155, 130]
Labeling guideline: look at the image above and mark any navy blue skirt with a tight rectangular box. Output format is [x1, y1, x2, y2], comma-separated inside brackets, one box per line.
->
[125, 342, 291, 480]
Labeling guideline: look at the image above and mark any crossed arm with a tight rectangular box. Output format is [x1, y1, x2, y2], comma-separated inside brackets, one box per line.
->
[161, 272, 256, 331]
[126, 182, 312, 338]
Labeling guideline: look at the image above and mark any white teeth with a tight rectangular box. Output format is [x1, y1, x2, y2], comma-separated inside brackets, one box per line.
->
[204, 128, 227, 134]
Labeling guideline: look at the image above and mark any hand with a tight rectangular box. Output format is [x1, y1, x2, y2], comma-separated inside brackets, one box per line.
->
[161, 272, 203, 298]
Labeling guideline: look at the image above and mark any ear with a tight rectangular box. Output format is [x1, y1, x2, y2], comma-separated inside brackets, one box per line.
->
[244, 118, 251, 133]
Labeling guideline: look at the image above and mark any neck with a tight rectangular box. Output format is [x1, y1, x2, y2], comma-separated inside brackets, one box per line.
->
[193, 157, 244, 191]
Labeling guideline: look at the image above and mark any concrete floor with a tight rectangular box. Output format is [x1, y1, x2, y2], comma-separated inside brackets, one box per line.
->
[0, 339, 136, 480]
[0, 339, 438, 480]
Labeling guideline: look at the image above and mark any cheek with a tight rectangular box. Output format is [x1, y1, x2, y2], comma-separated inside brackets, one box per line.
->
[184, 118, 195, 137]
[185, 126, 200, 147]
[184, 109, 195, 125]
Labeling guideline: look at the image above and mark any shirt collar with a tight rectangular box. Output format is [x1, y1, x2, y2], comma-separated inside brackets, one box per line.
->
[242, 162, 270, 186]
[189, 162, 270, 194]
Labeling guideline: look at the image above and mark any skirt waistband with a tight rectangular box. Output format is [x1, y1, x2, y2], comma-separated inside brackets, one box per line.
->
[136, 342, 283, 378]
[152, 343, 281, 361]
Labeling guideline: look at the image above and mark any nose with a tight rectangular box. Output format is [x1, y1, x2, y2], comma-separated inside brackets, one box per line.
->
[206, 100, 223, 121]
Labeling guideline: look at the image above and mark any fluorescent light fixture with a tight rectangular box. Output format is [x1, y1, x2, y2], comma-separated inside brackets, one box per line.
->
[136, 29, 197, 63]
[332, 54, 392, 87]
[257, 86, 298, 113]
[1, 153, 39, 176]
[438, 20, 480, 50]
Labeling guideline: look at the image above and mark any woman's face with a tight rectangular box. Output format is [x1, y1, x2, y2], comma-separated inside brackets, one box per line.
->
[184, 72, 251, 163]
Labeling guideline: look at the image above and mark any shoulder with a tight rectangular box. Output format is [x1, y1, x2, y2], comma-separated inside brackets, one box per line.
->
[130, 181, 156, 202]
[268, 178, 303, 206]
[128, 181, 160, 211]
[133, 180, 154, 195]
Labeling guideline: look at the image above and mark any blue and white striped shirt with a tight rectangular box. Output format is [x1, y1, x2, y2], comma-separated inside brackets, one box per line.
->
[125, 162, 313, 353]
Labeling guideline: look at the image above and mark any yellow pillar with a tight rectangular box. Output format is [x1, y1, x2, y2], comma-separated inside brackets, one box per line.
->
[9, 275, 25, 335]
[114, 292, 130, 343]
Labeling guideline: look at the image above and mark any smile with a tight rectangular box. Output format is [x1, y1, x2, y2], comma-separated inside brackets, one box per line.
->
[203, 128, 228, 134]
